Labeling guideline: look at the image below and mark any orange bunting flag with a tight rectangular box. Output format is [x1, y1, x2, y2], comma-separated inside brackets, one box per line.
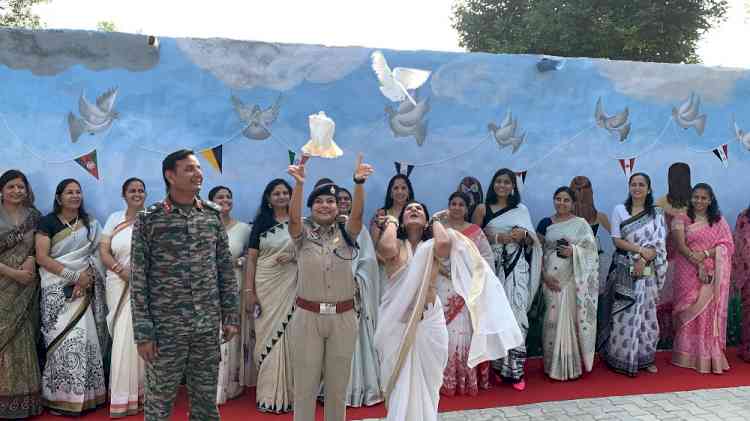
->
[74, 149, 100, 180]
[618, 157, 636, 177]
[712, 143, 729, 168]
[201, 145, 223, 173]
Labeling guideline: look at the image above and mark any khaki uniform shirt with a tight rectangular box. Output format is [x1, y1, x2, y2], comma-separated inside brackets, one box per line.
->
[293, 218, 356, 303]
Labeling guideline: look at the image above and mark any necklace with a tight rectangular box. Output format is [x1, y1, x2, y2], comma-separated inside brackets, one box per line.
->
[58, 214, 79, 233]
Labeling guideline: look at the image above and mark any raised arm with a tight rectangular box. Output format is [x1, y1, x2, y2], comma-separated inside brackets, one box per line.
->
[287, 164, 305, 239]
[347, 153, 374, 239]
[377, 215, 400, 262]
[432, 220, 451, 258]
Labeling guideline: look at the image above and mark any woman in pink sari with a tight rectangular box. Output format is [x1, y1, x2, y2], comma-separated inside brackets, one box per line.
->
[671, 183, 734, 373]
[733, 205, 750, 362]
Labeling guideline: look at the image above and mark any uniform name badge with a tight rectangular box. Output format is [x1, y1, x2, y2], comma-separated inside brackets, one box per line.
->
[319, 303, 337, 315]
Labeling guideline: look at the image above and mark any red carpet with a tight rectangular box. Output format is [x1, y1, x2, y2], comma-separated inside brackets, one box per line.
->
[35, 349, 750, 420]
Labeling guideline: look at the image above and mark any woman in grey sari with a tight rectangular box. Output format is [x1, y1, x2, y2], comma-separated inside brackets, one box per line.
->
[597, 173, 667, 377]
[0, 170, 42, 419]
[35, 179, 108, 415]
[472, 169, 542, 391]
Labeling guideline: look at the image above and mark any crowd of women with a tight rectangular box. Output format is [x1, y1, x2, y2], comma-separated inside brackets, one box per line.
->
[1, 162, 750, 419]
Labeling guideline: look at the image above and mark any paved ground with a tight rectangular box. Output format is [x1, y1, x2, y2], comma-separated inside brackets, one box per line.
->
[362, 386, 750, 420]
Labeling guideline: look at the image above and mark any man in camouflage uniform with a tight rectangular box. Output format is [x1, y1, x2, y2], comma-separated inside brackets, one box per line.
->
[130, 149, 239, 421]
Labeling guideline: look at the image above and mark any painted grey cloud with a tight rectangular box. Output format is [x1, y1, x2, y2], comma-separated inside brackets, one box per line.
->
[594, 59, 748, 103]
[175, 38, 369, 91]
[0, 29, 159, 75]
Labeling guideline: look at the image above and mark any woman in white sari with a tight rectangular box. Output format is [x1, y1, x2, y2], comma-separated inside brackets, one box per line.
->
[99, 178, 146, 417]
[473, 168, 542, 391]
[536, 187, 599, 381]
[375, 201, 522, 421]
[209, 186, 252, 404]
[244, 179, 296, 413]
[35, 178, 108, 415]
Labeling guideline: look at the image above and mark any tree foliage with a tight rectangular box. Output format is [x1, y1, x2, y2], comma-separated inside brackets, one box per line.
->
[0, 0, 46, 29]
[452, 0, 729, 63]
[96, 20, 116, 32]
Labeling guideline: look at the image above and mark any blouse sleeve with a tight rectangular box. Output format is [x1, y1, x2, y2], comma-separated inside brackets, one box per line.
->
[536, 217, 552, 236]
[609, 205, 625, 239]
[101, 212, 120, 240]
[247, 223, 261, 250]
[473, 227, 495, 269]
[36, 214, 56, 237]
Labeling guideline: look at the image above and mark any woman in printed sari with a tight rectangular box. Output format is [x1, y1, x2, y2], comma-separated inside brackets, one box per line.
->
[374, 201, 521, 421]
[35, 178, 108, 415]
[208, 185, 252, 404]
[432, 192, 495, 396]
[334, 186, 383, 407]
[733, 202, 750, 362]
[472, 168, 542, 391]
[0, 170, 42, 419]
[536, 187, 599, 381]
[244, 179, 295, 413]
[671, 183, 734, 373]
[598, 172, 667, 377]
[99, 177, 146, 417]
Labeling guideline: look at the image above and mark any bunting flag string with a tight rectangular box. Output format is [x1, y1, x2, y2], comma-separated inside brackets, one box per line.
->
[713, 143, 729, 168]
[394, 161, 415, 177]
[514, 170, 528, 191]
[618, 157, 637, 178]
[74, 149, 101, 179]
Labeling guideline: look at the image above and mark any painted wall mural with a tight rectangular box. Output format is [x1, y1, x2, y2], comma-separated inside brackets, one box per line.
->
[1, 28, 749, 235]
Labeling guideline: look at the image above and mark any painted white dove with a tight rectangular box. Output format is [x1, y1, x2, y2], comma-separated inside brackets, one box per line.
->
[734, 117, 750, 151]
[301, 111, 343, 159]
[488, 111, 525, 153]
[672, 92, 707, 136]
[594, 97, 631, 142]
[231, 94, 281, 140]
[67, 88, 119, 143]
[371, 50, 431, 106]
[385, 97, 428, 146]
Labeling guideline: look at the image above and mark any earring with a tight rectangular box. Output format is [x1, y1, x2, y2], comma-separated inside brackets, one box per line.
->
[267, 203, 272, 208]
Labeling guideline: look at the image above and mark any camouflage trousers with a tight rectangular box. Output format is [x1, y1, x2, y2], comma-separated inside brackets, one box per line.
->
[144, 329, 220, 421]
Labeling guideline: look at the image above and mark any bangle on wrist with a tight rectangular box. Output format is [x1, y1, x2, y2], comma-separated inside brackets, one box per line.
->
[353, 175, 365, 184]
[385, 215, 399, 228]
[244, 288, 255, 293]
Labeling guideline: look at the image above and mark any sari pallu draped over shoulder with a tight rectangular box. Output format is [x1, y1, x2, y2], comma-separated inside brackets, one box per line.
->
[733, 210, 750, 361]
[671, 215, 734, 373]
[39, 220, 108, 415]
[374, 230, 523, 421]
[598, 208, 667, 377]
[541, 217, 599, 381]
[0, 208, 43, 419]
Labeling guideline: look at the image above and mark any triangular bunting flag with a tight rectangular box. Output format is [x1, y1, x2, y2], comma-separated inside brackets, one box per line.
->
[288, 150, 296, 165]
[200, 145, 223, 173]
[514, 170, 528, 191]
[618, 157, 636, 177]
[394, 161, 415, 178]
[74, 149, 100, 180]
[712, 143, 729, 168]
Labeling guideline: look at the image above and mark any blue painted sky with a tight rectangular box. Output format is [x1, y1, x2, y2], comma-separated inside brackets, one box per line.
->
[1, 30, 749, 237]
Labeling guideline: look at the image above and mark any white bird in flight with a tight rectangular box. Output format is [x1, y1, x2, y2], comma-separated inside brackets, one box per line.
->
[67, 88, 119, 143]
[371, 50, 431, 106]
[672, 92, 707, 136]
[734, 117, 750, 151]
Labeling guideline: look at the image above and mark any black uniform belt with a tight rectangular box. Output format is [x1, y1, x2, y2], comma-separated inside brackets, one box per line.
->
[295, 297, 354, 314]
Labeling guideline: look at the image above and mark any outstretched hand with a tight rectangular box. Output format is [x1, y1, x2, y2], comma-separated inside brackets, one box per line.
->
[288, 164, 306, 183]
[353, 153, 374, 182]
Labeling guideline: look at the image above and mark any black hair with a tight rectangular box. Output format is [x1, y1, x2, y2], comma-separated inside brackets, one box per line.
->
[397, 200, 432, 241]
[624, 172, 655, 216]
[383, 174, 415, 211]
[554, 186, 577, 203]
[121, 177, 146, 197]
[0, 169, 35, 208]
[250, 178, 292, 240]
[337, 187, 352, 199]
[53, 178, 92, 240]
[485, 168, 521, 208]
[162, 149, 195, 193]
[667, 162, 692, 209]
[208, 185, 232, 201]
[448, 191, 472, 222]
[688, 183, 722, 226]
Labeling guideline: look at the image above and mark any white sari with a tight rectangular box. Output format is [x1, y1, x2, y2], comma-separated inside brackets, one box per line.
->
[102, 211, 144, 416]
[375, 231, 522, 421]
[40, 220, 108, 415]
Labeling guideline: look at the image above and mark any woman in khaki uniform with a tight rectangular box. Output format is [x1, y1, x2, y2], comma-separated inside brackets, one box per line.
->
[287, 155, 374, 421]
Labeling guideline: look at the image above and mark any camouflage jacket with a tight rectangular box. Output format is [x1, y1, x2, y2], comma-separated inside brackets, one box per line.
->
[130, 196, 239, 343]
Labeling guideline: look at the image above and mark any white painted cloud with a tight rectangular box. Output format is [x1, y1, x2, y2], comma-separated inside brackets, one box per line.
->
[594, 59, 749, 104]
[176, 38, 370, 91]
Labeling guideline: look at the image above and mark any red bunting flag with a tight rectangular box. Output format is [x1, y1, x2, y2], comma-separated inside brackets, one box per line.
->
[712, 143, 729, 168]
[618, 157, 636, 177]
[514, 170, 528, 191]
[74, 149, 100, 180]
